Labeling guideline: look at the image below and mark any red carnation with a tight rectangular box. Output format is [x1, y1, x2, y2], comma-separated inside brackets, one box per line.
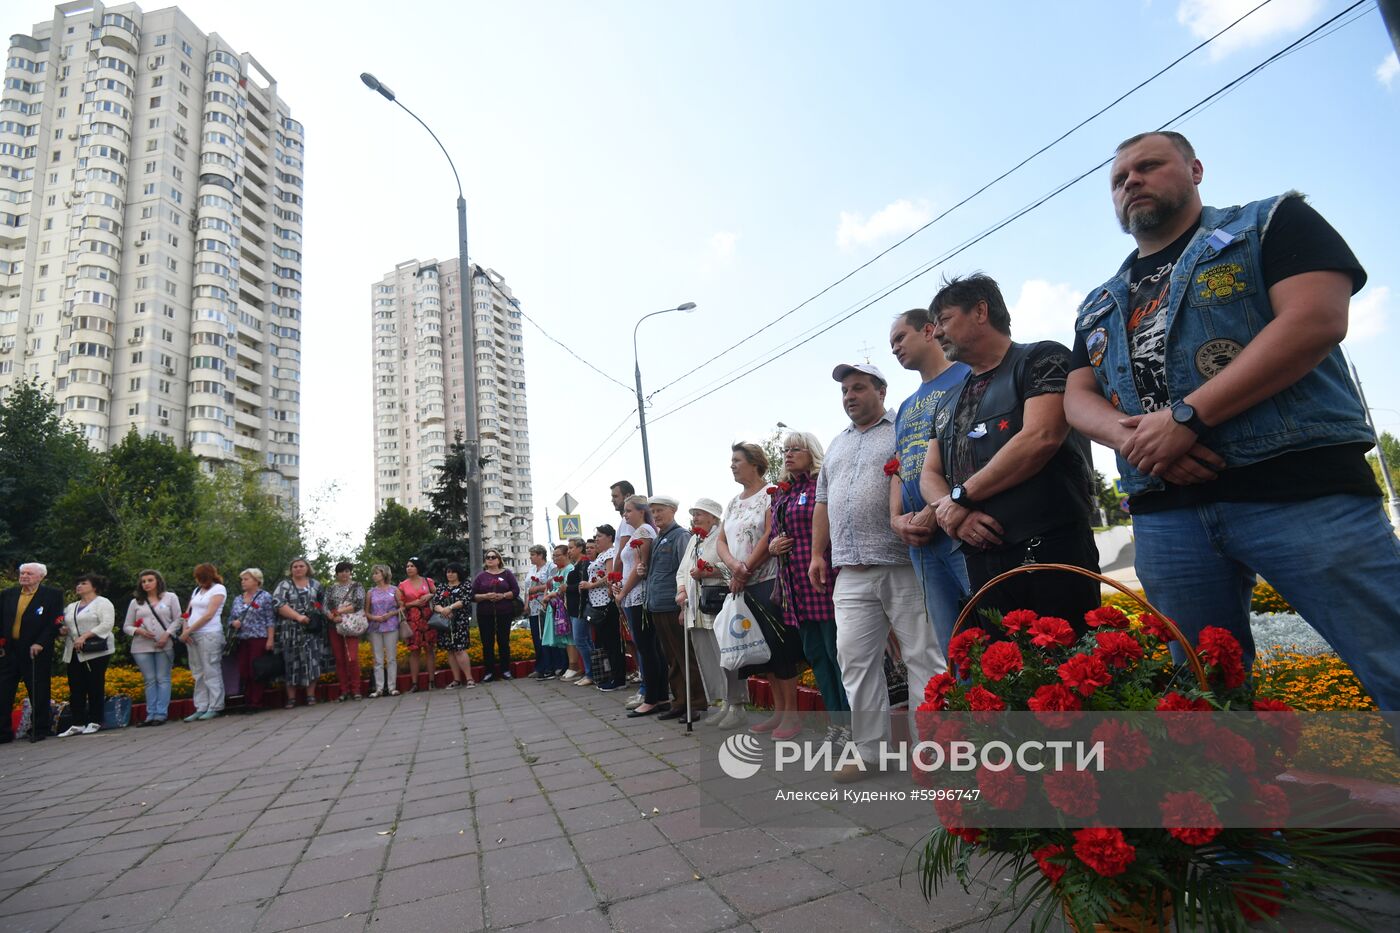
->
[1160, 791, 1222, 845]
[1234, 870, 1285, 921]
[1156, 692, 1212, 744]
[1252, 698, 1301, 756]
[1204, 727, 1257, 774]
[965, 685, 1006, 712]
[1000, 609, 1037, 634]
[976, 764, 1027, 811]
[947, 628, 988, 674]
[1028, 616, 1075, 649]
[1138, 613, 1176, 643]
[777, 481, 792, 493]
[607, 572, 623, 583]
[882, 456, 900, 477]
[1244, 779, 1290, 830]
[1090, 718, 1151, 772]
[1057, 653, 1111, 697]
[1252, 697, 1292, 713]
[1028, 683, 1082, 728]
[629, 538, 644, 550]
[1032, 843, 1068, 884]
[1092, 630, 1143, 669]
[1196, 626, 1246, 689]
[766, 485, 779, 495]
[933, 798, 982, 845]
[1156, 692, 1210, 713]
[1085, 606, 1130, 629]
[696, 559, 714, 574]
[923, 671, 956, 710]
[1044, 768, 1099, 818]
[1072, 827, 1136, 877]
[690, 525, 709, 539]
[979, 641, 1023, 682]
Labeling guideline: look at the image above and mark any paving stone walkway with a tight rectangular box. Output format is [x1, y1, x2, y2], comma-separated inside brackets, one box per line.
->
[0, 678, 1393, 932]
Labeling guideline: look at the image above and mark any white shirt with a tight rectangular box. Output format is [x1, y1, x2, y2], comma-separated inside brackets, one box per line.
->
[186, 583, 227, 636]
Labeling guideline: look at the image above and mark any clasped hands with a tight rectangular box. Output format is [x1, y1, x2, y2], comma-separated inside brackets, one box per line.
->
[1118, 409, 1225, 485]
[907, 499, 1003, 550]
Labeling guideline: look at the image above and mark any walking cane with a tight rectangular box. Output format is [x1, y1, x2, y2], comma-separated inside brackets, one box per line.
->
[28, 649, 39, 743]
[684, 603, 692, 734]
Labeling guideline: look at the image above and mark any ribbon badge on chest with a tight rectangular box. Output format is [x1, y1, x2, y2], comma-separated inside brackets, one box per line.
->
[968, 422, 988, 439]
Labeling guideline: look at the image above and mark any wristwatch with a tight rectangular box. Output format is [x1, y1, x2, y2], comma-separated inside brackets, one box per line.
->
[1170, 400, 1208, 436]
[950, 484, 976, 510]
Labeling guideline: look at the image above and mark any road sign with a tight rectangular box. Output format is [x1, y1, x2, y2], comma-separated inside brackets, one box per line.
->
[557, 493, 578, 515]
[557, 514, 583, 539]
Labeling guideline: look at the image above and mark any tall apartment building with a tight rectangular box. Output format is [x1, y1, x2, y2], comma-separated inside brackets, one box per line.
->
[372, 258, 533, 566]
[1, 3, 304, 503]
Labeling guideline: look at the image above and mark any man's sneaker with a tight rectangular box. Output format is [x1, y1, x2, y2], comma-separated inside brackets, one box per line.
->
[539, 671, 556, 681]
[562, 670, 579, 682]
[624, 692, 645, 710]
[625, 671, 641, 684]
[595, 680, 622, 692]
[821, 724, 842, 746]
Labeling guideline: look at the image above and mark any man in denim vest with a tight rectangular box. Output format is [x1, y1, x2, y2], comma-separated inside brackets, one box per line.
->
[1064, 131, 1400, 710]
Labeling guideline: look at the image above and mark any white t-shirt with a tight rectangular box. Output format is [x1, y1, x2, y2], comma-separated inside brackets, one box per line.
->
[620, 523, 655, 608]
[187, 583, 227, 636]
[724, 489, 777, 584]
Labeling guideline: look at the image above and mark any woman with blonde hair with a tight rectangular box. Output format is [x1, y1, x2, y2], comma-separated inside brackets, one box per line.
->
[180, 563, 227, 721]
[769, 430, 849, 744]
[228, 568, 276, 712]
[364, 564, 402, 697]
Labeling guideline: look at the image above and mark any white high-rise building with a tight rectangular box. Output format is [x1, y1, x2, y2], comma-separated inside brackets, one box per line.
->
[372, 258, 533, 566]
[1, 3, 304, 502]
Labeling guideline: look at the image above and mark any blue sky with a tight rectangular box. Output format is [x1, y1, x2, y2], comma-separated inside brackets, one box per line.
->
[17, 0, 1400, 553]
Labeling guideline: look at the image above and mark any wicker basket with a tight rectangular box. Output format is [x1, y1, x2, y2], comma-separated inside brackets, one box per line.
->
[948, 562, 1208, 689]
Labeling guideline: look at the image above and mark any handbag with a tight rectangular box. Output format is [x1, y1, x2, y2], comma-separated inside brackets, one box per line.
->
[103, 695, 132, 729]
[338, 611, 369, 637]
[252, 651, 285, 684]
[426, 610, 451, 633]
[884, 639, 909, 707]
[699, 585, 728, 616]
[714, 593, 771, 671]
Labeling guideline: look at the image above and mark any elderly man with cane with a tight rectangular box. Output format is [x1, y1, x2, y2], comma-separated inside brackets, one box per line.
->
[0, 563, 65, 744]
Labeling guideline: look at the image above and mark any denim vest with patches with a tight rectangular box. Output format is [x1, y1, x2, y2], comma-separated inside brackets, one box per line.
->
[1074, 193, 1372, 497]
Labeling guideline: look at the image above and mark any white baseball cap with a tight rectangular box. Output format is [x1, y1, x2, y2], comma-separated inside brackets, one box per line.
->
[832, 362, 887, 385]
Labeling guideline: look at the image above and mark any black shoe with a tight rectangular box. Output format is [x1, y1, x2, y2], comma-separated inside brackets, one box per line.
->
[0, 733, 12, 744]
[481, 673, 496, 683]
[29, 732, 46, 743]
[656, 708, 686, 721]
[678, 712, 707, 725]
[135, 719, 152, 728]
[595, 681, 622, 692]
[502, 671, 514, 680]
[626, 704, 670, 719]
[149, 718, 166, 726]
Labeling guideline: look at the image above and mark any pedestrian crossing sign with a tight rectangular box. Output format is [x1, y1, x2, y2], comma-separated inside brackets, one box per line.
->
[558, 514, 583, 539]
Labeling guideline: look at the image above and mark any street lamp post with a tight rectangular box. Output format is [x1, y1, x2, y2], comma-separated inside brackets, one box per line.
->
[633, 302, 697, 496]
[361, 72, 485, 575]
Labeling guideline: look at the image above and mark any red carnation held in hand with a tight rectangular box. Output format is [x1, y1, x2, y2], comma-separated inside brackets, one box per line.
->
[1072, 827, 1136, 877]
[883, 456, 900, 477]
[629, 539, 644, 550]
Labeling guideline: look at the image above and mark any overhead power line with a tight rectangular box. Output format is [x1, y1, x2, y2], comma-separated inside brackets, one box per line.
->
[645, 0, 1369, 425]
[644, 0, 1284, 402]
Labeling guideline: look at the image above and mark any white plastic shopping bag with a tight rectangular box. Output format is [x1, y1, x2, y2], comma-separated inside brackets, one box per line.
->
[714, 592, 770, 671]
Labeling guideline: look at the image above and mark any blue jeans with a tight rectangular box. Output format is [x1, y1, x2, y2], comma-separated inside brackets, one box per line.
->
[133, 650, 173, 721]
[571, 608, 595, 678]
[529, 613, 567, 674]
[910, 532, 970, 655]
[1133, 494, 1400, 710]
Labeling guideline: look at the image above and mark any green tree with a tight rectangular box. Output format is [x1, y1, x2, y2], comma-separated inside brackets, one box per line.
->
[1093, 470, 1130, 528]
[757, 426, 785, 484]
[356, 501, 437, 580]
[192, 459, 304, 589]
[0, 378, 96, 568]
[1367, 431, 1400, 498]
[420, 431, 471, 577]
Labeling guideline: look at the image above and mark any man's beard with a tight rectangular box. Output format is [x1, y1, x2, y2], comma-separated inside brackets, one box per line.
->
[1118, 190, 1189, 235]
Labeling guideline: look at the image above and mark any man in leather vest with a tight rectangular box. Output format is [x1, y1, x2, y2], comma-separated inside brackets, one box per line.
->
[914, 274, 1100, 628]
[1064, 131, 1400, 710]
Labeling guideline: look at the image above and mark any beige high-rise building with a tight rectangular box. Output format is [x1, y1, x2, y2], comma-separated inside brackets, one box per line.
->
[372, 258, 533, 566]
[1, 3, 303, 503]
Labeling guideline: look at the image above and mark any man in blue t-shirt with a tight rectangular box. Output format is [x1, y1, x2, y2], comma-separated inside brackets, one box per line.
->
[890, 307, 971, 654]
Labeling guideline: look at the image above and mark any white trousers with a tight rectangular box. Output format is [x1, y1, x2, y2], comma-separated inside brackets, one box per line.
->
[187, 629, 226, 713]
[688, 627, 750, 706]
[369, 630, 399, 692]
[833, 564, 946, 763]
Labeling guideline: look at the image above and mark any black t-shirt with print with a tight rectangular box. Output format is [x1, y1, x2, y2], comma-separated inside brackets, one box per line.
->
[1069, 197, 1378, 512]
[949, 342, 1070, 487]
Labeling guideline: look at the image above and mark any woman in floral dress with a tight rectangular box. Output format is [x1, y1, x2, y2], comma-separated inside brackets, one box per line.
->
[432, 562, 475, 688]
[273, 557, 327, 708]
[398, 557, 437, 692]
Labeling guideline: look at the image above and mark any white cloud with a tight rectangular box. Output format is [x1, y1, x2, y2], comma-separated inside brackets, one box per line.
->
[709, 230, 739, 260]
[836, 198, 931, 250]
[1378, 52, 1399, 90]
[1350, 285, 1390, 340]
[1007, 279, 1085, 343]
[1176, 0, 1323, 60]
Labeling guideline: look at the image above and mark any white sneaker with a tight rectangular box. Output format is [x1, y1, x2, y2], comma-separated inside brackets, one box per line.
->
[562, 670, 579, 682]
[58, 725, 85, 737]
[82, 722, 102, 734]
[624, 692, 645, 710]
